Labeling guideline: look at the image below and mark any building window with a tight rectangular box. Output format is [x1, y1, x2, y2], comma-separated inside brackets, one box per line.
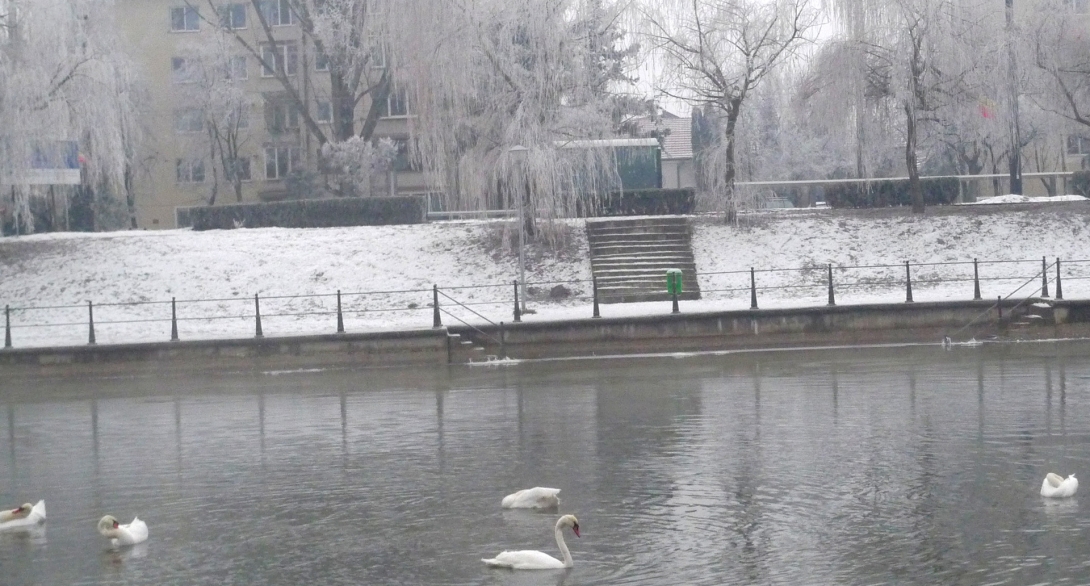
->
[1067, 136, 1090, 155]
[369, 35, 386, 68]
[226, 105, 250, 130]
[219, 3, 247, 29]
[316, 100, 332, 123]
[265, 146, 300, 179]
[261, 43, 298, 77]
[226, 56, 247, 80]
[227, 157, 252, 182]
[170, 6, 200, 32]
[174, 109, 204, 133]
[171, 57, 199, 84]
[258, 0, 294, 26]
[265, 99, 299, 133]
[381, 87, 409, 118]
[176, 159, 206, 183]
[315, 47, 330, 71]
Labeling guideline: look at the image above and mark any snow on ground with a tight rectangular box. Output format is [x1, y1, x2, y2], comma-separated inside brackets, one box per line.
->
[960, 194, 1089, 205]
[3, 202, 1090, 348]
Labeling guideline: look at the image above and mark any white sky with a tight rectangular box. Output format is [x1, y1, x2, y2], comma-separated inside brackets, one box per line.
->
[0, 197, 1086, 348]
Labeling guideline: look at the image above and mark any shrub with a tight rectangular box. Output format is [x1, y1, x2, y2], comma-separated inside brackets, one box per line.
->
[1071, 171, 1090, 197]
[824, 178, 960, 209]
[178, 196, 426, 230]
[587, 188, 696, 216]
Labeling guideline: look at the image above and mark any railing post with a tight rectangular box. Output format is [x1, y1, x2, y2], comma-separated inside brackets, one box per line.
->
[254, 294, 263, 338]
[973, 258, 981, 300]
[905, 261, 913, 303]
[827, 264, 835, 306]
[87, 301, 96, 345]
[513, 280, 522, 323]
[671, 291, 680, 314]
[1056, 258, 1063, 300]
[500, 321, 506, 358]
[336, 290, 345, 334]
[4, 305, 10, 349]
[750, 267, 758, 310]
[170, 297, 179, 342]
[1041, 256, 1050, 298]
[432, 285, 441, 328]
[592, 277, 601, 318]
[998, 296, 1003, 321]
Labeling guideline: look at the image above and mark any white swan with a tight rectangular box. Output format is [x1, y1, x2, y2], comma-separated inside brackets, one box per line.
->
[501, 487, 561, 509]
[0, 500, 46, 531]
[98, 515, 148, 546]
[482, 514, 580, 570]
[1041, 473, 1078, 498]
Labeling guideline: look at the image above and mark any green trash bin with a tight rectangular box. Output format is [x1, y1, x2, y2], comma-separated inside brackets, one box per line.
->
[666, 269, 683, 295]
[666, 268, 683, 314]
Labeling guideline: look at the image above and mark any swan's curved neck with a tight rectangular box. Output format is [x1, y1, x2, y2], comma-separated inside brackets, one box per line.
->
[554, 523, 573, 568]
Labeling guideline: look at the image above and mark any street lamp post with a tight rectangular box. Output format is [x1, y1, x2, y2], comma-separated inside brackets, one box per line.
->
[510, 146, 528, 312]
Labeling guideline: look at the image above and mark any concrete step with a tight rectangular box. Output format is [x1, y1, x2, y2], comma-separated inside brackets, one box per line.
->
[587, 218, 690, 231]
[447, 333, 486, 363]
[586, 217, 701, 303]
[590, 233, 691, 244]
[591, 243, 693, 255]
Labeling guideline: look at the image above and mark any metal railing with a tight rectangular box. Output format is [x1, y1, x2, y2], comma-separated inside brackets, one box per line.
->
[2, 256, 1086, 349]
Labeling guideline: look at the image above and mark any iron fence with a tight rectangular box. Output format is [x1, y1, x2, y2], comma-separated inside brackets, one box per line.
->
[2, 256, 1084, 349]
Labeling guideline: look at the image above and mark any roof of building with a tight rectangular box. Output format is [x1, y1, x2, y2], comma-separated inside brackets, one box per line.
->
[633, 115, 693, 160]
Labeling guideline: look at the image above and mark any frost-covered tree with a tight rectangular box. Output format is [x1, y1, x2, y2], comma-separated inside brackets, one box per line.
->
[0, 0, 144, 233]
[641, 0, 818, 220]
[174, 34, 257, 205]
[854, 0, 991, 212]
[403, 0, 642, 238]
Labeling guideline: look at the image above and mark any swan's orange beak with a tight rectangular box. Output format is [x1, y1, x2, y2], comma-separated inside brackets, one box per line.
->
[572, 524, 580, 538]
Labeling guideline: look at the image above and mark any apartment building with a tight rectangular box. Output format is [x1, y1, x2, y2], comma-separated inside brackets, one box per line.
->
[114, 0, 427, 229]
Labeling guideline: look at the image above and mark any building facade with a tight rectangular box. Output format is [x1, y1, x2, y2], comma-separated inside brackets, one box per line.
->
[114, 0, 428, 229]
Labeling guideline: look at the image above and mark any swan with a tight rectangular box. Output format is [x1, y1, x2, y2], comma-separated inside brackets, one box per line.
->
[482, 514, 580, 570]
[0, 500, 46, 531]
[98, 515, 148, 546]
[1041, 473, 1078, 498]
[502, 487, 561, 509]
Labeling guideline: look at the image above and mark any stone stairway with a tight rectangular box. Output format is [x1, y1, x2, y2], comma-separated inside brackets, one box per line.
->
[1008, 300, 1055, 331]
[586, 217, 701, 303]
[447, 332, 486, 363]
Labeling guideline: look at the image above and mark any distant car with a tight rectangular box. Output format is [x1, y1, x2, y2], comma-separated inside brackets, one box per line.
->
[813, 201, 829, 208]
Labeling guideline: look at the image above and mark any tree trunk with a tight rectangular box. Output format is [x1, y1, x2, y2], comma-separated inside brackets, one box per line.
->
[904, 102, 924, 214]
[722, 98, 741, 224]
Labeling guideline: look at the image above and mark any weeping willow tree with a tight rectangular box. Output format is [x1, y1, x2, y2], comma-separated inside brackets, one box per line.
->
[0, 0, 145, 233]
[402, 0, 642, 242]
[640, 0, 818, 221]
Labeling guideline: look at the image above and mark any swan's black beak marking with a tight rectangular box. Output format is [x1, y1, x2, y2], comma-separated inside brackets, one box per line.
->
[113, 521, 119, 529]
[572, 524, 581, 538]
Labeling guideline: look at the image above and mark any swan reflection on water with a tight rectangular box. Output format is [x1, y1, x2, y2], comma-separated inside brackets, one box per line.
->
[0, 525, 46, 547]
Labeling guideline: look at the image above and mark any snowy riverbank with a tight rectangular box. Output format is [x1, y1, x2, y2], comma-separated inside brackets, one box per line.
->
[2, 200, 1090, 348]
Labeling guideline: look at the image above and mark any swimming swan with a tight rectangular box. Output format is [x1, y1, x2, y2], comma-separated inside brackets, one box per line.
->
[501, 487, 561, 509]
[482, 514, 580, 570]
[0, 500, 45, 530]
[98, 515, 148, 546]
[1041, 473, 1078, 498]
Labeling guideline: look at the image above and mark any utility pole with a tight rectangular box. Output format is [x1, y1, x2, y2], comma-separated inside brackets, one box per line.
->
[1006, 0, 1023, 195]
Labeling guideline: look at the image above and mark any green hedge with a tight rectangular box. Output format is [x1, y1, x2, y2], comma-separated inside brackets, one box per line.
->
[588, 188, 696, 216]
[824, 178, 959, 208]
[1071, 171, 1090, 197]
[178, 196, 426, 230]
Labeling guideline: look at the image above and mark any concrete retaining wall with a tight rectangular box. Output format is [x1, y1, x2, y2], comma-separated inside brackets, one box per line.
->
[0, 328, 450, 378]
[6, 299, 1090, 377]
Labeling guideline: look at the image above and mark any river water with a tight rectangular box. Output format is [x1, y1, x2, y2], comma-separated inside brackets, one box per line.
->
[2, 343, 1089, 585]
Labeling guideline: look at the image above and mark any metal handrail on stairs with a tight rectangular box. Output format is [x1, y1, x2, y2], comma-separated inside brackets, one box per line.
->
[946, 260, 1055, 344]
[435, 289, 507, 358]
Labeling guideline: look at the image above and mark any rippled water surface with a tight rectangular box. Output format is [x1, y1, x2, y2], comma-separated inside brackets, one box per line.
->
[4, 343, 1090, 585]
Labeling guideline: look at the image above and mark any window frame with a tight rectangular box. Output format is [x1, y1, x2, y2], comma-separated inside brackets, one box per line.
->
[259, 0, 295, 26]
[176, 158, 206, 183]
[1067, 135, 1090, 156]
[261, 43, 298, 77]
[264, 145, 300, 180]
[316, 100, 332, 123]
[219, 3, 247, 30]
[226, 55, 248, 81]
[382, 87, 410, 118]
[171, 57, 199, 84]
[174, 109, 205, 133]
[170, 6, 200, 32]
